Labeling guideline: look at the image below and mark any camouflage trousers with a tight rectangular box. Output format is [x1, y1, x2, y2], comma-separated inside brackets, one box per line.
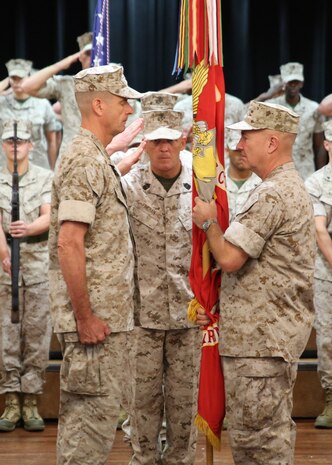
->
[56, 331, 130, 465]
[0, 282, 51, 394]
[127, 326, 201, 465]
[314, 278, 332, 390]
[222, 356, 298, 465]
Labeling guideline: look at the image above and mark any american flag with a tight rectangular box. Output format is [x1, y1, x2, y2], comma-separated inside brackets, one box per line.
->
[91, 0, 110, 66]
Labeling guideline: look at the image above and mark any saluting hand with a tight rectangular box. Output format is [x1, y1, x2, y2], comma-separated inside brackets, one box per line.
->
[106, 118, 144, 155]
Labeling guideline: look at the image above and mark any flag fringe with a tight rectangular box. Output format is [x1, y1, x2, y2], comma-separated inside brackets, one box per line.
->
[195, 414, 221, 450]
[188, 297, 201, 322]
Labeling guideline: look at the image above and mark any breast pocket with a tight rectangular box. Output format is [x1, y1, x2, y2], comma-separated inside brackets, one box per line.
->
[129, 204, 159, 230]
[31, 123, 43, 142]
[179, 210, 192, 232]
[22, 198, 41, 223]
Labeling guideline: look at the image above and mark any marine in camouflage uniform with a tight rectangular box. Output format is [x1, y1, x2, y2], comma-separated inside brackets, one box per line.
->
[0, 59, 58, 170]
[121, 100, 201, 465]
[20, 32, 93, 170]
[0, 120, 53, 432]
[268, 62, 326, 180]
[193, 101, 315, 465]
[48, 64, 141, 465]
[225, 130, 261, 222]
[305, 120, 332, 428]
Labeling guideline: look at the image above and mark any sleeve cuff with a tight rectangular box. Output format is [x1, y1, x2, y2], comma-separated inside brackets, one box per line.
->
[58, 200, 96, 225]
[312, 202, 327, 217]
[224, 222, 265, 258]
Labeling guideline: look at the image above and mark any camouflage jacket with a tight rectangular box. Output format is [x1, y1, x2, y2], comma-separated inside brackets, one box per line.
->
[48, 128, 135, 334]
[0, 163, 52, 285]
[220, 162, 315, 362]
[305, 162, 332, 282]
[122, 162, 195, 330]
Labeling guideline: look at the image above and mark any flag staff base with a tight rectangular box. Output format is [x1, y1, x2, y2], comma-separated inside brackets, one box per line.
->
[206, 436, 214, 465]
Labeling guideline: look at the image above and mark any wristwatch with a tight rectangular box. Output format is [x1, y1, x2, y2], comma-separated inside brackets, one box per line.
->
[202, 218, 218, 232]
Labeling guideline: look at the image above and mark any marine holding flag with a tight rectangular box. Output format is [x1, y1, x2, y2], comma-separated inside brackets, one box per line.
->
[193, 100, 315, 465]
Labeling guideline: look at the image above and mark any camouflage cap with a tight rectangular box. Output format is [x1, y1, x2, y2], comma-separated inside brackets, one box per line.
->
[74, 64, 142, 98]
[323, 120, 332, 142]
[227, 101, 299, 134]
[77, 32, 93, 52]
[141, 91, 178, 111]
[1, 119, 32, 140]
[5, 59, 33, 78]
[143, 110, 184, 140]
[280, 62, 304, 83]
[268, 74, 283, 88]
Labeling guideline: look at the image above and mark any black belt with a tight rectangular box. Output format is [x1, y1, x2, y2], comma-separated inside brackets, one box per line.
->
[6, 231, 49, 245]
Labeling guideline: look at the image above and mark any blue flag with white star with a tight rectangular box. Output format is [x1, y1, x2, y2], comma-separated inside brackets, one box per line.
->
[91, 0, 110, 66]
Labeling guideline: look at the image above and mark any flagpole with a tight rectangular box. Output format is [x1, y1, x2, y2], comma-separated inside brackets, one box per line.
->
[206, 437, 214, 465]
[174, 2, 227, 465]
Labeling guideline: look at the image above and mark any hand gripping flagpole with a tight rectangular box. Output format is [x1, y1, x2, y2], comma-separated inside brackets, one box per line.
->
[174, 2, 228, 464]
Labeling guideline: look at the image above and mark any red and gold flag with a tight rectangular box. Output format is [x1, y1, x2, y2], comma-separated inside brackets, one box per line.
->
[175, 0, 228, 450]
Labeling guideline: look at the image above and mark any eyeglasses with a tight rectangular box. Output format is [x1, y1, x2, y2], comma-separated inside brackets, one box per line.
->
[2, 138, 29, 145]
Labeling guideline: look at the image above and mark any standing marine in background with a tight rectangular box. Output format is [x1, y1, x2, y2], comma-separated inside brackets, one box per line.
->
[0, 59, 58, 170]
[0, 119, 53, 432]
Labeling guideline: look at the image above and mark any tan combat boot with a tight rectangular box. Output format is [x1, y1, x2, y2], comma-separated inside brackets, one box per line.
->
[314, 389, 332, 428]
[22, 394, 45, 432]
[0, 392, 21, 432]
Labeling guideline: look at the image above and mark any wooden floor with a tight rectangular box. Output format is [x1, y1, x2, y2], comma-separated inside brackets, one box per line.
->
[0, 419, 330, 464]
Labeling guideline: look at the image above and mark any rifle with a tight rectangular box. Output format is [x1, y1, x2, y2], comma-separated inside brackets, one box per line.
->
[11, 121, 20, 323]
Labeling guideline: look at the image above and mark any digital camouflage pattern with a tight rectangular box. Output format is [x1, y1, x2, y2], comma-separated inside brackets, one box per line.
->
[220, 162, 315, 363]
[36, 76, 81, 164]
[0, 163, 52, 394]
[76, 32, 92, 52]
[122, 160, 201, 465]
[5, 59, 32, 78]
[57, 332, 130, 465]
[49, 128, 135, 334]
[141, 92, 178, 112]
[0, 94, 58, 169]
[268, 94, 325, 179]
[280, 62, 304, 83]
[0, 163, 53, 286]
[127, 327, 201, 465]
[50, 128, 135, 464]
[122, 162, 194, 330]
[142, 110, 184, 140]
[223, 357, 298, 465]
[313, 280, 332, 390]
[0, 282, 51, 394]
[1, 119, 32, 140]
[305, 163, 332, 390]
[74, 64, 142, 99]
[228, 100, 299, 134]
[226, 172, 261, 223]
[305, 163, 332, 282]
